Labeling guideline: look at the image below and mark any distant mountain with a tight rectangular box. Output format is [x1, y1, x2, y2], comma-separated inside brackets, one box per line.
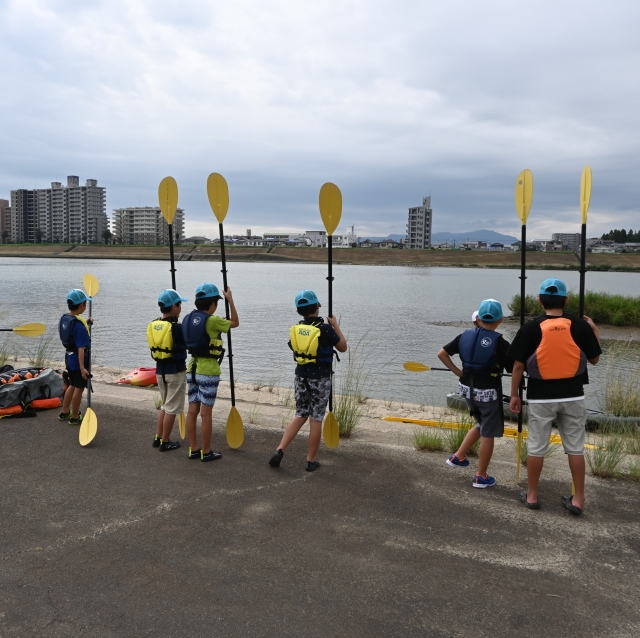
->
[358, 230, 518, 244]
[431, 230, 518, 244]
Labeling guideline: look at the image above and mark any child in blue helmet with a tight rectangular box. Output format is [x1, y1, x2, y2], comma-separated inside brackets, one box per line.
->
[147, 289, 189, 452]
[268, 290, 347, 472]
[182, 283, 239, 462]
[58, 289, 93, 425]
[437, 299, 513, 488]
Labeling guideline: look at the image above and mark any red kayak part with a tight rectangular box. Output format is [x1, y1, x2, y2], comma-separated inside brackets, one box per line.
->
[116, 367, 157, 387]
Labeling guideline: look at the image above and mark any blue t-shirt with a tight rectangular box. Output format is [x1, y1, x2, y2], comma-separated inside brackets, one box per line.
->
[66, 319, 90, 371]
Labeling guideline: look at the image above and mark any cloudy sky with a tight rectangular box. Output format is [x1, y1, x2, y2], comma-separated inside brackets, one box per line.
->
[1, 0, 638, 239]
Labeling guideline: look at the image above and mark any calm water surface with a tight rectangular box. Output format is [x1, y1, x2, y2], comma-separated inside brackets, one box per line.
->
[2, 258, 638, 409]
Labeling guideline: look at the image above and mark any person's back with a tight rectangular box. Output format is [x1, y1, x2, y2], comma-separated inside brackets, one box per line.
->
[508, 278, 601, 513]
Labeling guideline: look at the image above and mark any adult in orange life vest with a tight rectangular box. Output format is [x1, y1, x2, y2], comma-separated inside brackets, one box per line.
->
[508, 279, 601, 514]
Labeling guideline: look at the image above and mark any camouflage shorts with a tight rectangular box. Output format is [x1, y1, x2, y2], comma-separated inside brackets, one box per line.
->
[294, 376, 332, 422]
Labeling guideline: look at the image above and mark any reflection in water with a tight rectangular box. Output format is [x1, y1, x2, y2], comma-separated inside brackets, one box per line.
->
[1, 257, 638, 409]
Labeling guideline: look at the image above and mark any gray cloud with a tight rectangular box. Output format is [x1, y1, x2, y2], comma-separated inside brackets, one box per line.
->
[1, 0, 638, 238]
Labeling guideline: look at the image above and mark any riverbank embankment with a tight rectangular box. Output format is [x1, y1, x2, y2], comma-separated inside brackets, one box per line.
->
[3, 243, 640, 271]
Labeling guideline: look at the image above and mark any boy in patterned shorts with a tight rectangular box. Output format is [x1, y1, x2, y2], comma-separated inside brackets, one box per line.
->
[269, 290, 347, 472]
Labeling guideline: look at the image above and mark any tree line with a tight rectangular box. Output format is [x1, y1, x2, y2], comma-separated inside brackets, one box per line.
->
[600, 229, 640, 243]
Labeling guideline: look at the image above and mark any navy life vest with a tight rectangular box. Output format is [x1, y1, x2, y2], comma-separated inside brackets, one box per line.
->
[290, 318, 334, 365]
[58, 314, 90, 353]
[458, 327, 501, 376]
[182, 310, 225, 362]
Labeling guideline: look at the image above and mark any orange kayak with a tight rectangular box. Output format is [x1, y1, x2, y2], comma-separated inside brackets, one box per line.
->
[117, 367, 157, 387]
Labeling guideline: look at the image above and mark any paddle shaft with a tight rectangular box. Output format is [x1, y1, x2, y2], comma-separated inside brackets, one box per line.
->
[168, 223, 177, 290]
[579, 222, 587, 317]
[87, 299, 92, 409]
[517, 224, 527, 436]
[424, 366, 512, 377]
[327, 235, 334, 412]
[218, 222, 236, 406]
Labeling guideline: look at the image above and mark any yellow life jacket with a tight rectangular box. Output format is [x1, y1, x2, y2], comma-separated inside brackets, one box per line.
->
[290, 320, 323, 365]
[147, 319, 174, 361]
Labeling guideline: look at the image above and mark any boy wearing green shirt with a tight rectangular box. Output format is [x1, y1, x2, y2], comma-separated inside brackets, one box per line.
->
[182, 283, 239, 462]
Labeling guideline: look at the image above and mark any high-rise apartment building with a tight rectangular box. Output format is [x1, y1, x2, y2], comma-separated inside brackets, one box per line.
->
[9, 176, 107, 243]
[112, 207, 185, 245]
[551, 233, 582, 251]
[0, 199, 11, 242]
[406, 196, 432, 249]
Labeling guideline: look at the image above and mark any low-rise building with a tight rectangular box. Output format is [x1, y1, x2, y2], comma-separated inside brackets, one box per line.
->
[460, 241, 487, 250]
[552, 233, 581, 251]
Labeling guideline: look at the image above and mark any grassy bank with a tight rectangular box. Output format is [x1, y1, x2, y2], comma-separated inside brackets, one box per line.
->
[509, 291, 640, 326]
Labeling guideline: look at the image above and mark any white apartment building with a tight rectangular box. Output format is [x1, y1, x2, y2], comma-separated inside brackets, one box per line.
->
[112, 207, 185, 245]
[551, 233, 581, 251]
[406, 196, 432, 249]
[9, 176, 107, 243]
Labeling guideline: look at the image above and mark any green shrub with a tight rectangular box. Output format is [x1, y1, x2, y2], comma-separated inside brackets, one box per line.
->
[334, 336, 369, 438]
[413, 428, 444, 451]
[586, 426, 628, 478]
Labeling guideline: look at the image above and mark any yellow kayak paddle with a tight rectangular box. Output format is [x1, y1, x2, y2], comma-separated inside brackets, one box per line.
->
[0, 323, 47, 337]
[79, 273, 99, 447]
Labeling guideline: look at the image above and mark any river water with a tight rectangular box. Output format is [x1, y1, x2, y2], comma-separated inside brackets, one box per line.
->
[1, 257, 638, 409]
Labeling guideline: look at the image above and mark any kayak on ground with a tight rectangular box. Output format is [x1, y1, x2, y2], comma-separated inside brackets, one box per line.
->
[116, 368, 157, 387]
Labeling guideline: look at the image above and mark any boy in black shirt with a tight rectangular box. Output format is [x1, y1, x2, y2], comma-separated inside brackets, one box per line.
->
[269, 290, 347, 472]
[438, 300, 513, 488]
[508, 278, 601, 514]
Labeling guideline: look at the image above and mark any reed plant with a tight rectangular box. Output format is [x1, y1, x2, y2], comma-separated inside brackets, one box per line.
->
[153, 392, 162, 410]
[0, 337, 12, 368]
[248, 402, 261, 424]
[600, 342, 640, 417]
[26, 334, 56, 368]
[412, 428, 444, 452]
[585, 425, 628, 478]
[628, 458, 640, 482]
[333, 335, 370, 438]
[443, 416, 480, 456]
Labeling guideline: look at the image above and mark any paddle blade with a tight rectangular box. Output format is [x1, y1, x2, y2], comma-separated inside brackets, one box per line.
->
[403, 361, 430, 373]
[515, 169, 533, 225]
[12, 323, 46, 337]
[207, 173, 230, 224]
[79, 408, 98, 446]
[226, 406, 244, 449]
[323, 411, 339, 449]
[319, 183, 342, 236]
[83, 273, 99, 298]
[158, 176, 179, 225]
[580, 165, 592, 224]
[178, 413, 186, 440]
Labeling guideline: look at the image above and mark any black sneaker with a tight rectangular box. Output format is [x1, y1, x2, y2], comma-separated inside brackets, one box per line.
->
[68, 412, 83, 426]
[306, 460, 320, 472]
[160, 440, 181, 452]
[152, 435, 161, 448]
[58, 411, 71, 421]
[269, 449, 284, 468]
[201, 450, 222, 462]
[188, 447, 201, 459]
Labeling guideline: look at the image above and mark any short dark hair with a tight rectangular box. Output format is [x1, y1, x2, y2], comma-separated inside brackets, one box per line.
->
[67, 300, 82, 311]
[195, 297, 219, 311]
[158, 301, 181, 314]
[297, 303, 318, 316]
[539, 294, 567, 310]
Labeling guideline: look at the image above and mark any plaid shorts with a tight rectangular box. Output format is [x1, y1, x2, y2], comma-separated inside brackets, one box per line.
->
[294, 375, 332, 422]
[188, 374, 220, 407]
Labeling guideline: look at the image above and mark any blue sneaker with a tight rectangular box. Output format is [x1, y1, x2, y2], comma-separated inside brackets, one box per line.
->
[446, 454, 470, 468]
[473, 474, 496, 488]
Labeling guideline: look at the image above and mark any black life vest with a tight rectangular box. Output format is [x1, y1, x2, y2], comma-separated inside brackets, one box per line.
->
[58, 314, 90, 353]
[146, 317, 187, 363]
[458, 327, 501, 377]
[289, 318, 334, 365]
[182, 310, 225, 362]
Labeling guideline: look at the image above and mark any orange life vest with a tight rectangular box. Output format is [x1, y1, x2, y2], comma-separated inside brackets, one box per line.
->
[526, 317, 587, 380]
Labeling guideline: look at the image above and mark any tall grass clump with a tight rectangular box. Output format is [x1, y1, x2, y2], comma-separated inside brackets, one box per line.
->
[26, 334, 56, 368]
[628, 458, 640, 482]
[585, 425, 628, 478]
[413, 428, 444, 452]
[0, 338, 12, 368]
[333, 336, 370, 438]
[443, 416, 480, 456]
[509, 291, 640, 326]
[600, 342, 640, 417]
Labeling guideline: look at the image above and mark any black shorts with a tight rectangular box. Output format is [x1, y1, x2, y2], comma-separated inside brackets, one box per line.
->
[66, 369, 87, 389]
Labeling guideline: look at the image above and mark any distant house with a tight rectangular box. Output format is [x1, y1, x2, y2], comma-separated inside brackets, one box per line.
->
[488, 243, 504, 250]
[591, 245, 616, 253]
[184, 236, 212, 244]
[378, 239, 403, 249]
[624, 243, 640, 252]
[460, 240, 487, 250]
[359, 239, 380, 248]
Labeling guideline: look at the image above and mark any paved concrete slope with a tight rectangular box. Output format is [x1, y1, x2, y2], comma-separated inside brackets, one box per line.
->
[1, 403, 638, 637]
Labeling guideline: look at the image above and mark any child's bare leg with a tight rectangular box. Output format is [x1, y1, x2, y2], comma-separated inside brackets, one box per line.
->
[477, 436, 495, 476]
[156, 410, 165, 438]
[162, 413, 177, 443]
[455, 426, 481, 459]
[186, 402, 200, 450]
[71, 388, 83, 418]
[307, 418, 322, 462]
[62, 385, 74, 413]
[201, 404, 213, 454]
[277, 416, 308, 452]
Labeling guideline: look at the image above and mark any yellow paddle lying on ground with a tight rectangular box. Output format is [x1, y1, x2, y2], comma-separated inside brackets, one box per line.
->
[319, 182, 342, 450]
[207, 172, 244, 449]
[0, 323, 47, 337]
[79, 273, 99, 447]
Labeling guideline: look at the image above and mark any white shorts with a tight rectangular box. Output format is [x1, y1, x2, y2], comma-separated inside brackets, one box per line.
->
[157, 372, 187, 415]
[528, 400, 586, 457]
